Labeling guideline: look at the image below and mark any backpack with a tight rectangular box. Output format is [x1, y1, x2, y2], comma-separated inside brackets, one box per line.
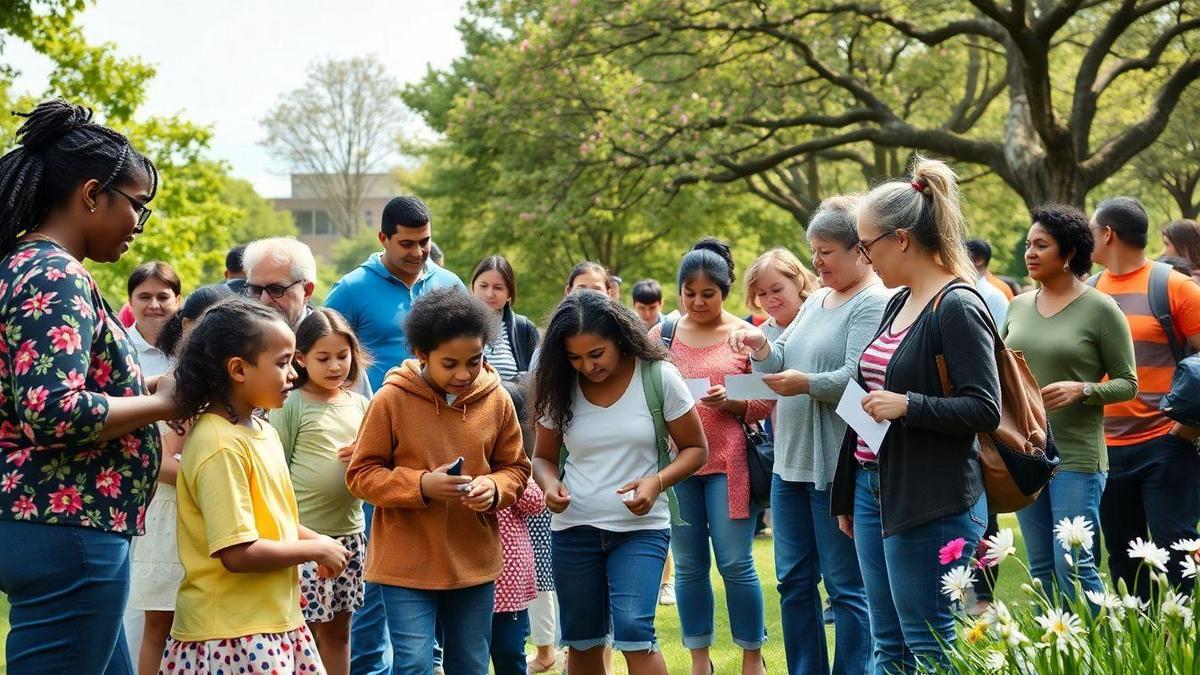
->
[930, 284, 1060, 513]
[1088, 262, 1200, 426]
[661, 318, 775, 509]
[557, 358, 685, 525]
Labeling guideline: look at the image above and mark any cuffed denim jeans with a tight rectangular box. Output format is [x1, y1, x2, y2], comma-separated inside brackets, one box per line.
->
[853, 466, 987, 674]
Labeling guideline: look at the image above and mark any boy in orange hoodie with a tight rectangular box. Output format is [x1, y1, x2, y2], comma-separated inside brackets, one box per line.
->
[347, 288, 531, 675]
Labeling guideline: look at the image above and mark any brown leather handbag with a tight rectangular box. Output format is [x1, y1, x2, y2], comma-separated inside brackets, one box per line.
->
[932, 285, 1059, 513]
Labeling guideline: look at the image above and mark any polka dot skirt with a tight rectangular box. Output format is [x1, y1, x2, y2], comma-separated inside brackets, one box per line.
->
[299, 532, 366, 623]
[158, 625, 324, 674]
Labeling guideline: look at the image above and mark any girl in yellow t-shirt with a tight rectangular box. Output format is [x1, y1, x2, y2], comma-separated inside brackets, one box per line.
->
[161, 298, 350, 674]
[269, 308, 371, 675]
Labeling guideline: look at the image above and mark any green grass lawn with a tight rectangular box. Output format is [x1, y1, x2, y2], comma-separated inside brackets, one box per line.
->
[0, 517, 1029, 674]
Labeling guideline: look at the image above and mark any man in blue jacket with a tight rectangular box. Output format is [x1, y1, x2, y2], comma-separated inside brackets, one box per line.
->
[325, 195, 463, 675]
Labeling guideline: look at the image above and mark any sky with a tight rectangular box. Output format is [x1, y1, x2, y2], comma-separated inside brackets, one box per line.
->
[5, 0, 468, 198]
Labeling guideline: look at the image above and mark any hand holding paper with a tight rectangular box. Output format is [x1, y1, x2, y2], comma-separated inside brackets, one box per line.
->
[723, 373, 780, 401]
[835, 380, 890, 454]
[685, 378, 711, 401]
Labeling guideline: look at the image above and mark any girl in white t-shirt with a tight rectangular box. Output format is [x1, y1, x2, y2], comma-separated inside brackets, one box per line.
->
[531, 289, 707, 675]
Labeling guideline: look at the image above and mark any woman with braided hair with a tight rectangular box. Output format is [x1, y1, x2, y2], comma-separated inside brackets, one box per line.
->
[0, 98, 182, 673]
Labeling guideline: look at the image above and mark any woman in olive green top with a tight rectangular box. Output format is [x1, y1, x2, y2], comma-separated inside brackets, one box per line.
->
[1002, 204, 1138, 600]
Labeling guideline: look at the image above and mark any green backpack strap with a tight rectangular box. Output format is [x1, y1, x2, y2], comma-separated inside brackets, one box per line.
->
[640, 359, 686, 526]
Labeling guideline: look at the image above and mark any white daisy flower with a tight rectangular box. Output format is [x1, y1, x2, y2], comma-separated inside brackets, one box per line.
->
[1171, 538, 1200, 555]
[985, 651, 1007, 672]
[1122, 594, 1150, 613]
[1162, 591, 1192, 621]
[940, 565, 975, 603]
[1183, 556, 1200, 580]
[985, 528, 1018, 565]
[1034, 607, 1083, 648]
[983, 600, 1014, 627]
[1054, 516, 1095, 552]
[1085, 590, 1122, 612]
[996, 621, 1031, 647]
[1127, 537, 1170, 572]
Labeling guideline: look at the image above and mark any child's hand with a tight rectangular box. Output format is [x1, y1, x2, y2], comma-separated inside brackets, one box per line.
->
[543, 479, 572, 513]
[312, 536, 350, 578]
[617, 476, 662, 516]
[420, 462, 473, 501]
[462, 477, 498, 512]
[337, 444, 355, 465]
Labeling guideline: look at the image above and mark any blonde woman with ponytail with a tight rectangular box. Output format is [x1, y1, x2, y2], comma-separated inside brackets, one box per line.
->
[829, 156, 1002, 674]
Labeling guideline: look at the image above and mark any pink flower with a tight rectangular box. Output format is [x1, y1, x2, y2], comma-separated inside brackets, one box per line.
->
[136, 505, 146, 532]
[90, 355, 112, 387]
[43, 266, 66, 281]
[974, 539, 997, 569]
[120, 435, 141, 459]
[939, 538, 967, 565]
[20, 291, 57, 317]
[47, 325, 82, 354]
[108, 508, 128, 532]
[13, 340, 38, 376]
[23, 386, 48, 413]
[0, 470, 22, 492]
[11, 495, 36, 519]
[64, 369, 86, 390]
[6, 249, 35, 271]
[95, 467, 121, 499]
[6, 448, 30, 467]
[47, 484, 82, 515]
[71, 295, 93, 319]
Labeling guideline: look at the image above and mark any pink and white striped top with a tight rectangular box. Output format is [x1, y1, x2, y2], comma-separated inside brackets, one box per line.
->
[855, 324, 911, 463]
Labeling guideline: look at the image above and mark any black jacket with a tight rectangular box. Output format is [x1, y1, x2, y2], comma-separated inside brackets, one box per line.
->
[830, 283, 1001, 537]
[502, 305, 540, 373]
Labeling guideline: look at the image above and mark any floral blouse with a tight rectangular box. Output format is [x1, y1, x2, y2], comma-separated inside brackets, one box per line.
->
[0, 240, 160, 534]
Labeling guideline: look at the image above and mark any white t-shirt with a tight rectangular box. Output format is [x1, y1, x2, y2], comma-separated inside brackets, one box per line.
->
[544, 359, 694, 533]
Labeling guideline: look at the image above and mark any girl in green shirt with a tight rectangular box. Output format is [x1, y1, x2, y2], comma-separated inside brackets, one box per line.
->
[1002, 204, 1137, 601]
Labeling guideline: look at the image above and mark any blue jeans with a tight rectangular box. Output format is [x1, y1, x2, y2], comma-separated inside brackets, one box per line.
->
[380, 582, 494, 675]
[350, 502, 392, 675]
[0, 521, 134, 675]
[490, 610, 530, 675]
[552, 526, 669, 652]
[1101, 433, 1200, 596]
[773, 475, 871, 674]
[1015, 470, 1106, 601]
[671, 473, 766, 650]
[853, 467, 987, 674]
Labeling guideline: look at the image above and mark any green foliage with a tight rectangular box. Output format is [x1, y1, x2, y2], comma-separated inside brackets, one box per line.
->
[221, 177, 296, 243]
[332, 227, 379, 278]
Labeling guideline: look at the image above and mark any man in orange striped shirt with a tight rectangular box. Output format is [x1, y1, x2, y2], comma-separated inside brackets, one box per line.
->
[1091, 197, 1200, 596]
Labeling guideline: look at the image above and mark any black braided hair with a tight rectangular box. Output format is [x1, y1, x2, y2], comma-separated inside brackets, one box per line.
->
[0, 98, 158, 258]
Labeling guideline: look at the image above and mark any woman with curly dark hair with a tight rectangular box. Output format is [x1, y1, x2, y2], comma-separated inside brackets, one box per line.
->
[1004, 204, 1137, 601]
[531, 290, 707, 675]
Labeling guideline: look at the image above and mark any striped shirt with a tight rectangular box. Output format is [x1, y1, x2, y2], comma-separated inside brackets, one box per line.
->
[485, 323, 520, 382]
[855, 325, 911, 463]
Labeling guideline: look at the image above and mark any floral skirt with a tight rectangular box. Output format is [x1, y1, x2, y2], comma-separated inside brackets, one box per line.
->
[158, 626, 324, 674]
[299, 532, 367, 623]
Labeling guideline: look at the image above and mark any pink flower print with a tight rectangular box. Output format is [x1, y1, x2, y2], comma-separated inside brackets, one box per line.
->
[64, 369, 86, 391]
[6, 248, 35, 271]
[11, 495, 36, 520]
[47, 485, 82, 515]
[47, 325, 82, 354]
[136, 505, 146, 532]
[64, 261, 88, 279]
[20, 291, 57, 317]
[43, 266, 66, 281]
[109, 508, 128, 532]
[939, 538, 967, 565]
[60, 390, 79, 413]
[0, 280, 9, 298]
[53, 420, 69, 438]
[71, 295, 94, 320]
[5, 448, 29, 467]
[95, 467, 122, 499]
[90, 355, 112, 387]
[0, 470, 21, 492]
[120, 435, 141, 459]
[13, 340, 38, 376]
[23, 386, 48, 413]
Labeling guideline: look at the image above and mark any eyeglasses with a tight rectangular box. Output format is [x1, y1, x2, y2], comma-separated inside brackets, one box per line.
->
[856, 231, 898, 264]
[245, 280, 303, 299]
[106, 186, 153, 228]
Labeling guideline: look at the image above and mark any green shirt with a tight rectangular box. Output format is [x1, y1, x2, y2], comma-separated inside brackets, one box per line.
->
[269, 390, 370, 536]
[1002, 288, 1138, 472]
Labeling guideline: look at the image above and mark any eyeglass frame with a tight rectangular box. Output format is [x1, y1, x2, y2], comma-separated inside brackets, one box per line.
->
[105, 185, 153, 228]
[856, 230, 900, 264]
[245, 279, 305, 299]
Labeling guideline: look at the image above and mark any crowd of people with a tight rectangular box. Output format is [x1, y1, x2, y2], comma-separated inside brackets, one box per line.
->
[2, 98, 1200, 675]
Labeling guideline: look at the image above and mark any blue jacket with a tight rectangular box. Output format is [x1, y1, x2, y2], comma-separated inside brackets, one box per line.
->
[325, 253, 464, 390]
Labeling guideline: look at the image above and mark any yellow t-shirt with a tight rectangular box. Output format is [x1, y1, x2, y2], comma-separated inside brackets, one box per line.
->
[172, 413, 303, 641]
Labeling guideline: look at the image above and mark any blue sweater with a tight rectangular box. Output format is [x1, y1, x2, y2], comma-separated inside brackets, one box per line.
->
[325, 253, 464, 390]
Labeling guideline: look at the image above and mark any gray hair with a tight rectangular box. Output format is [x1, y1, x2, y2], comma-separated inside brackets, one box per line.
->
[242, 237, 318, 283]
[806, 195, 861, 249]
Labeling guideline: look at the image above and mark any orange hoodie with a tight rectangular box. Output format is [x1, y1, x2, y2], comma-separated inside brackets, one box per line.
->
[346, 359, 530, 590]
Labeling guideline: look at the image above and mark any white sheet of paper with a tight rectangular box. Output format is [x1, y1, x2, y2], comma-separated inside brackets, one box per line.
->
[723, 373, 780, 400]
[685, 378, 711, 401]
[835, 380, 890, 454]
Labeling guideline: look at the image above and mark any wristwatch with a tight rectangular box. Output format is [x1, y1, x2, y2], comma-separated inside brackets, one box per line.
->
[1081, 383, 1094, 398]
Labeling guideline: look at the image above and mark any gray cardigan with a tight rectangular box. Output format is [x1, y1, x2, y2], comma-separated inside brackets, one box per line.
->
[753, 284, 889, 488]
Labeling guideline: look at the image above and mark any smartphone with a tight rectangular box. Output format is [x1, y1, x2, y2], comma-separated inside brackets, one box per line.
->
[446, 456, 465, 476]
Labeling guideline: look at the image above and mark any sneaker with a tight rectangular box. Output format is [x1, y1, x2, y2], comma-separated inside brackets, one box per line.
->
[658, 582, 676, 606]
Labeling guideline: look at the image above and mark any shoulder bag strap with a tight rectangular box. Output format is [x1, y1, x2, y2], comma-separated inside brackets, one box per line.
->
[640, 359, 685, 526]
